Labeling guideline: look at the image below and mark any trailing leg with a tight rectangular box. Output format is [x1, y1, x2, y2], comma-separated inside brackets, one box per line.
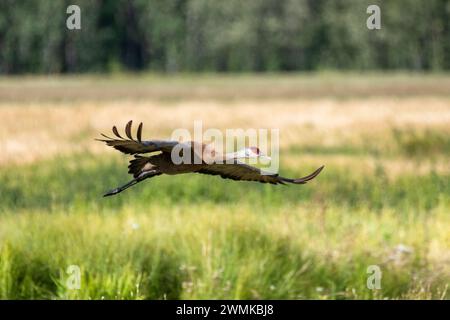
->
[103, 170, 160, 197]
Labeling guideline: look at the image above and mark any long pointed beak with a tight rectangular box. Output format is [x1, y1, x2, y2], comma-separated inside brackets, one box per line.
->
[259, 155, 271, 161]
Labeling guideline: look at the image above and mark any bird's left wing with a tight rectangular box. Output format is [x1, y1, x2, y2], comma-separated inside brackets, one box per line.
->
[97, 121, 179, 155]
[196, 161, 324, 185]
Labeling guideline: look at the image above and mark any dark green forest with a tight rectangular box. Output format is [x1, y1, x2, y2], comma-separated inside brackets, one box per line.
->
[0, 0, 448, 73]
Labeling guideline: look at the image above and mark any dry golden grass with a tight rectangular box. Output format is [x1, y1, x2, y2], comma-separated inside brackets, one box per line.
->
[1, 73, 449, 102]
[1, 94, 449, 167]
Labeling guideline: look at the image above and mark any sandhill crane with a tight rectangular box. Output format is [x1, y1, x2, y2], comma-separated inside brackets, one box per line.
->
[98, 121, 324, 197]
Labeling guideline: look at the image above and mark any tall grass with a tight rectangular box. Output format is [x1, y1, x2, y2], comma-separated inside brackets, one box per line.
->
[0, 153, 448, 299]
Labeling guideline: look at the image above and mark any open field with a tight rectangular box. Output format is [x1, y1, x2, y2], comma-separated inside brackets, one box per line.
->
[0, 73, 449, 299]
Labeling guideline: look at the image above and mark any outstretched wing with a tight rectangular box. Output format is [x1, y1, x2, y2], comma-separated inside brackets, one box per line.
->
[97, 120, 178, 155]
[197, 162, 324, 185]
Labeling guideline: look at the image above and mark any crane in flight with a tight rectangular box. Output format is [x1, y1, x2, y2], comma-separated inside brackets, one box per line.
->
[98, 121, 324, 197]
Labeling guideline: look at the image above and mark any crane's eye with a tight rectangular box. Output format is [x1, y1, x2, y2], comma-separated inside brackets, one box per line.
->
[250, 147, 260, 155]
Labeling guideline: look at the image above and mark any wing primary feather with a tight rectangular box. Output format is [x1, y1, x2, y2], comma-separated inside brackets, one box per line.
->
[137, 122, 143, 142]
[100, 133, 114, 139]
[112, 126, 123, 139]
[125, 120, 133, 140]
[281, 165, 324, 184]
[294, 165, 324, 183]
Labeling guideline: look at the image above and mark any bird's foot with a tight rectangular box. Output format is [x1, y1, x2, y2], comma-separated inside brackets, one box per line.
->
[103, 188, 120, 197]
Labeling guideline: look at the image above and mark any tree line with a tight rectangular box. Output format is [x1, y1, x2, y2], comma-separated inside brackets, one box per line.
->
[0, 0, 448, 74]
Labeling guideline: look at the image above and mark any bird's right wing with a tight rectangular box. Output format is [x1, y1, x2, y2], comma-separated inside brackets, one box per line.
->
[197, 161, 324, 185]
[97, 121, 178, 155]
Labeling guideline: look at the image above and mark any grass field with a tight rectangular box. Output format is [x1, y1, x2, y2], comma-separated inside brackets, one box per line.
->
[0, 73, 449, 299]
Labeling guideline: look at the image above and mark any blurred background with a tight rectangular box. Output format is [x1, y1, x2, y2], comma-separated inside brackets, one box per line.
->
[0, 0, 449, 300]
[1, 0, 449, 73]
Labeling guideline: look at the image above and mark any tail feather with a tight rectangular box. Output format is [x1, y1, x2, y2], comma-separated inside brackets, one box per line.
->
[128, 155, 152, 178]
